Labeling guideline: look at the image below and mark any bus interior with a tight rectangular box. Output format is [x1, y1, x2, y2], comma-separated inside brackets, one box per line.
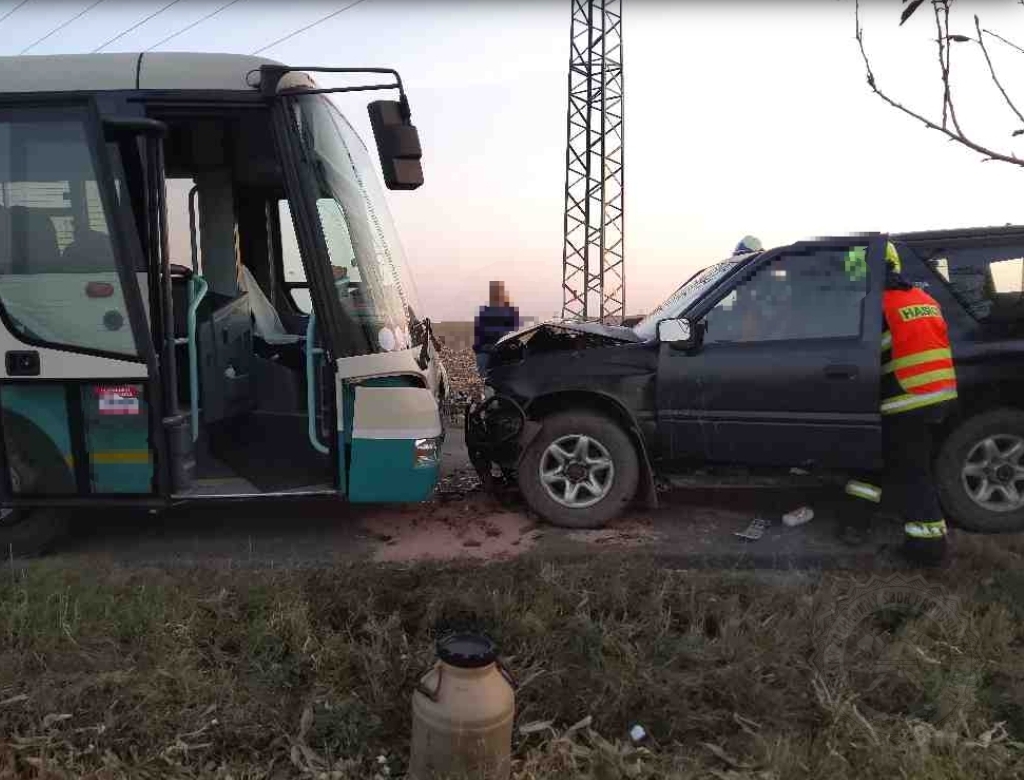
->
[1, 85, 425, 503]
[153, 104, 337, 496]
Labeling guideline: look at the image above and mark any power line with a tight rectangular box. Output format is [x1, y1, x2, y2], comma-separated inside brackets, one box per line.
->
[251, 0, 370, 56]
[0, 0, 31, 29]
[93, 0, 183, 53]
[145, 0, 243, 52]
[20, 0, 105, 54]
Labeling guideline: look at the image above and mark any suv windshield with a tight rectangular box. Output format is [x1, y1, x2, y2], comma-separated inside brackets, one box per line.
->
[633, 257, 743, 340]
[291, 94, 420, 355]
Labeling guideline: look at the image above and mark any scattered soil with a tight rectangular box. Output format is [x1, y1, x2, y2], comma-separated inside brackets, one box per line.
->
[362, 494, 541, 563]
[362, 498, 663, 562]
[566, 515, 663, 547]
[434, 465, 482, 497]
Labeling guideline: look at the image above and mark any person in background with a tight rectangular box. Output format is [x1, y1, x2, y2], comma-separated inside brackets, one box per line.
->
[473, 281, 520, 375]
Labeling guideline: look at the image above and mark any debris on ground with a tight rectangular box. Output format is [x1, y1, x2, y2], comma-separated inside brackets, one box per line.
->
[435, 467, 482, 498]
[629, 724, 647, 743]
[566, 517, 662, 547]
[734, 516, 771, 541]
[782, 506, 814, 527]
[362, 497, 540, 563]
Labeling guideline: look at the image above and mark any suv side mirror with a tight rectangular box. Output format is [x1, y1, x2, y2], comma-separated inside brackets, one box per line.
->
[658, 317, 700, 350]
[368, 99, 423, 190]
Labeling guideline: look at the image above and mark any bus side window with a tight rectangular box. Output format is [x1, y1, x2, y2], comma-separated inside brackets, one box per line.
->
[0, 111, 138, 357]
[278, 199, 312, 313]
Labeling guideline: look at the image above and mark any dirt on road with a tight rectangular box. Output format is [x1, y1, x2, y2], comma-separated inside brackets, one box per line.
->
[47, 428, 911, 571]
[362, 499, 540, 563]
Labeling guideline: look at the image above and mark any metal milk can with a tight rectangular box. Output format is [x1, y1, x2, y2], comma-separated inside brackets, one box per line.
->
[410, 633, 515, 780]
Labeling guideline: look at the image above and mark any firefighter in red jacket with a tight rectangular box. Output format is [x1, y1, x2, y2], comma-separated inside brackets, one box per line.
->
[843, 241, 957, 566]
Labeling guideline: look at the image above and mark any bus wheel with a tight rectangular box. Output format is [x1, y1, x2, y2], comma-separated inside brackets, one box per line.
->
[0, 443, 70, 558]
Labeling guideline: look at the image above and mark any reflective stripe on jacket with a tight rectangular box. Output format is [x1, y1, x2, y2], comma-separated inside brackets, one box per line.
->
[880, 287, 957, 415]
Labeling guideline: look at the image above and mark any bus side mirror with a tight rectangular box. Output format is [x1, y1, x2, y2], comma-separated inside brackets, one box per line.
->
[368, 99, 423, 191]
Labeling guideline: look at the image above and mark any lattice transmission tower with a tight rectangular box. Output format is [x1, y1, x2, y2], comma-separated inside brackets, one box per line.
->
[561, 0, 624, 324]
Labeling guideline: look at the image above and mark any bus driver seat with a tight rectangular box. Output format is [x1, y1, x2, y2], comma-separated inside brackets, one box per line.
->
[237, 264, 303, 347]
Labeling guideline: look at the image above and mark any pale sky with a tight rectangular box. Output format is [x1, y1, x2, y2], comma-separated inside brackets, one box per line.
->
[6, 0, 1024, 321]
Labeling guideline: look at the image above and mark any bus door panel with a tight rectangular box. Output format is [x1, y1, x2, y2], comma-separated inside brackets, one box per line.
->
[0, 99, 159, 501]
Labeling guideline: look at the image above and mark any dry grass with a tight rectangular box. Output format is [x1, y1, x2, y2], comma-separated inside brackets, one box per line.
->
[1, 538, 1024, 778]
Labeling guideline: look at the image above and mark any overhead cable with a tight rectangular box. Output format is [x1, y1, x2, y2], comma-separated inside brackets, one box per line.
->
[251, 0, 370, 56]
[93, 0, 183, 52]
[0, 0, 31, 29]
[20, 0, 105, 54]
[145, 0, 243, 52]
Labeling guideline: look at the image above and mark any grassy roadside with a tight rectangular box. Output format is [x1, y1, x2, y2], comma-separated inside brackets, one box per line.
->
[2, 534, 1024, 779]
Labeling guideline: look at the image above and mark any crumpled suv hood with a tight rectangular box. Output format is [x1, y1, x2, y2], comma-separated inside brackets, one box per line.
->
[495, 319, 640, 349]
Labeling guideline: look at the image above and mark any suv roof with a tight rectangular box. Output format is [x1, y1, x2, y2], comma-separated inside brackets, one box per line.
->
[893, 224, 1024, 248]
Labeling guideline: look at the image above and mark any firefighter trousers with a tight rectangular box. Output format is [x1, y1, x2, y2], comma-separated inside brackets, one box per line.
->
[843, 405, 950, 561]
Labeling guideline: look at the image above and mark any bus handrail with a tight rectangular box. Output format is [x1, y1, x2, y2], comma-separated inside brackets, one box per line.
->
[188, 276, 208, 442]
[305, 313, 329, 455]
[188, 186, 199, 275]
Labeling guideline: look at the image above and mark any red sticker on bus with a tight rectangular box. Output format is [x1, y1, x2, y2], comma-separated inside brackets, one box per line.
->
[93, 386, 139, 398]
[95, 385, 141, 415]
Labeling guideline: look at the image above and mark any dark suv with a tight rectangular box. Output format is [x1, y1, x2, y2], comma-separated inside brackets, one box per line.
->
[466, 227, 1024, 532]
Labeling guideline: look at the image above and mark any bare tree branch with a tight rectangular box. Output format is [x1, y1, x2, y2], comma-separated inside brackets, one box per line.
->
[975, 14, 1024, 128]
[982, 28, 1024, 57]
[854, 0, 1024, 168]
[933, 1, 963, 134]
[934, 1, 949, 129]
[942, 2, 965, 136]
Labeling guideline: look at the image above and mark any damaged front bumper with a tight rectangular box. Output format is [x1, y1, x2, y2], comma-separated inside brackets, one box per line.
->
[465, 394, 541, 492]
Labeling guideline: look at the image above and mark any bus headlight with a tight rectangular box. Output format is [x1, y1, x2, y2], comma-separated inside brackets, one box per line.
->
[413, 437, 441, 468]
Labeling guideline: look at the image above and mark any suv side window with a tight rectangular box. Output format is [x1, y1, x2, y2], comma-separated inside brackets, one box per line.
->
[915, 243, 1024, 328]
[703, 246, 868, 344]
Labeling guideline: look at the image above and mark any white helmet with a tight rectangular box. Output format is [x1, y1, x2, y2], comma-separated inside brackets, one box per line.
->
[733, 235, 763, 255]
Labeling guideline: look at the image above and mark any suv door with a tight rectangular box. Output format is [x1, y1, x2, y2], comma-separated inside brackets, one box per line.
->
[656, 237, 885, 470]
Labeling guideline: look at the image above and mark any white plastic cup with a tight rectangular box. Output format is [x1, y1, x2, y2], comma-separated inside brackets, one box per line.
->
[782, 506, 814, 527]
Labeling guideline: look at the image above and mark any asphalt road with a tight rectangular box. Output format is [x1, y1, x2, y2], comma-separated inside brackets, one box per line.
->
[49, 427, 907, 570]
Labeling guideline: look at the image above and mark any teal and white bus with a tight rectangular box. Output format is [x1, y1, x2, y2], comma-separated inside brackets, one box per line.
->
[0, 53, 448, 554]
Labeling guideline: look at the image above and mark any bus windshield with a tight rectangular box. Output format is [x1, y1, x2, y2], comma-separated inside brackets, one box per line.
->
[291, 94, 420, 356]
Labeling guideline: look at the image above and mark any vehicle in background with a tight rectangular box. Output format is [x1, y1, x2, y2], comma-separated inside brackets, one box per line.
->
[0, 53, 446, 554]
[468, 228, 1024, 533]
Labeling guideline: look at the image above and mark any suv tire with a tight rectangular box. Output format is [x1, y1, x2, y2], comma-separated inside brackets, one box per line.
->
[518, 410, 639, 529]
[936, 407, 1024, 533]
